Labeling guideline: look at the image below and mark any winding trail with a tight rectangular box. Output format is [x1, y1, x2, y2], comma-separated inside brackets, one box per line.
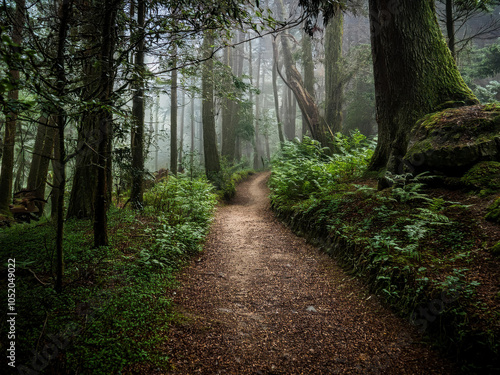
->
[164, 172, 458, 374]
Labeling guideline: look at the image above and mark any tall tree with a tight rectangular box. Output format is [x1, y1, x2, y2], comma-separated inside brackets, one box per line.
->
[201, 32, 221, 182]
[94, 0, 120, 247]
[324, 7, 344, 133]
[367, 0, 477, 172]
[27, 116, 55, 215]
[438, 0, 500, 60]
[131, 0, 146, 208]
[170, 47, 178, 175]
[67, 34, 101, 219]
[272, 36, 285, 144]
[221, 45, 236, 162]
[280, 31, 334, 152]
[302, 30, 315, 137]
[0, 0, 25, 215]
[53, 0, 73, 293]
[179, 87, 185, 171]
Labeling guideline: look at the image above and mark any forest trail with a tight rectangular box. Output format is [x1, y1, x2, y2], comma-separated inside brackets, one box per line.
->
[163, 172, 458, 375]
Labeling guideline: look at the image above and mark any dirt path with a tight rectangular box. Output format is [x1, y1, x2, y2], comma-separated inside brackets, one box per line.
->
[163, 173, 458, 374]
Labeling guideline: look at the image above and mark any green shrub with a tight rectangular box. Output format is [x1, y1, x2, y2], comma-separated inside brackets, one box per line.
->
[143, 175, 217, 226]
[269, 132, 375, 207]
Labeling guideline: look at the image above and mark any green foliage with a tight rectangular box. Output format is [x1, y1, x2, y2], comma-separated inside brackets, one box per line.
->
[269, 137, 497, 370]
[269, 132, 375, 207]
[143, 174, 217, 226]
[0, 176, 218, 373]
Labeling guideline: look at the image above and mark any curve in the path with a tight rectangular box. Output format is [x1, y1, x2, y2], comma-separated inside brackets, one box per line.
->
[163, 172, 458, 375]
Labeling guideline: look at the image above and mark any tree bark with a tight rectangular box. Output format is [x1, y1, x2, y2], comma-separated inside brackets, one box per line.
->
[94, 0, 119, 247]
[221, 46, 236, 162]
[253, 39, 262, 169]
[272, 36, 285, 145]
[170, 48, 178, 175]
[53, 0, 72, 293]
[0, 0, 25, 215]
[445, 0, 456, 60]
[280, 33, 334, 152]
[324, 8, 344, 133]
[155, 92, 160, 171]
[190, 79, 195, 170]
[179, 87, 185, 171]
[131, 0, 146, 207]
[27, 116, 55, 215]
[201, 32, 221, 182]
[302, 30, 314, 138]
[367, 0, 477, 173]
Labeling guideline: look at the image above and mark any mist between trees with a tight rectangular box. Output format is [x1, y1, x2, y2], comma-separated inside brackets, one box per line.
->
[1, 0, 500, 288]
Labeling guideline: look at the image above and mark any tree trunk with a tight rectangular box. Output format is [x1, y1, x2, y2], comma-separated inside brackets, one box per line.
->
[179, 88, 185, 172]
[67, 109, 99, 218]
[446, 0, 456, 60]
[53, 0, 72, 293]
[324, 8, 344, 133]
[170, 48, 178, 175]
[190, 82, 195, 170]
[155, 93, 160, 171]
[131, 0, 146, 207]
[201, 32, 221, 182]
[280, 33, 334, 152]
[253, 39, 262, 169]
[94, 0, 119, 247]
[272, 36, 285, 145]
[0, 0, 25, 215]
[221, 46, 236, 162]
[367, 0, 477, 173]
[302, 30, 314, 138]
[27, 116, 55, 215]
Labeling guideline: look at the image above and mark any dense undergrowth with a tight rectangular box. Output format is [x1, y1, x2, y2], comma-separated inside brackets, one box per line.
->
[269, 134, 500, 373]
[0, 172, 232, 374]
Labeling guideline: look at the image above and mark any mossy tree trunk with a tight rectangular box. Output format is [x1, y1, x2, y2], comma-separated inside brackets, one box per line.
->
[368, 0, 477, 173]
[324, 7, 344, 133]
[201, 32, 221, 183]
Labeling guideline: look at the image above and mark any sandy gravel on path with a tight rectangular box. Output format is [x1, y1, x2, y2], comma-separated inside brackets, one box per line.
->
[163, 172, 459, 375]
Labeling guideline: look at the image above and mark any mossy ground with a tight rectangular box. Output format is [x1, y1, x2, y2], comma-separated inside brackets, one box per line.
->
[486, 197, 500, 223]
[461, 162, 500, 196]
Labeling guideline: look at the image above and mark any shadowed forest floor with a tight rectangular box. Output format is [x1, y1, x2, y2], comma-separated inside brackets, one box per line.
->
[162, 172, 459, 374]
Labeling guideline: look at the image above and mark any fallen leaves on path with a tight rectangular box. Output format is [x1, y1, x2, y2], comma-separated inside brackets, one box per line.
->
[162, 173, 459, 375]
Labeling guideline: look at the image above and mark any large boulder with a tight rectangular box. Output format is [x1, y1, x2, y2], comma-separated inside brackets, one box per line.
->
[404, 104, 500, 176]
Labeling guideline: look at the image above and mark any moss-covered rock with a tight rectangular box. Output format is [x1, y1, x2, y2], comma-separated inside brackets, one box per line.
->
[490, 242, 500, 257]
[485, 197, 500, 223]
[404, 104, 500, 176]
[461, 161, 500, 195]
